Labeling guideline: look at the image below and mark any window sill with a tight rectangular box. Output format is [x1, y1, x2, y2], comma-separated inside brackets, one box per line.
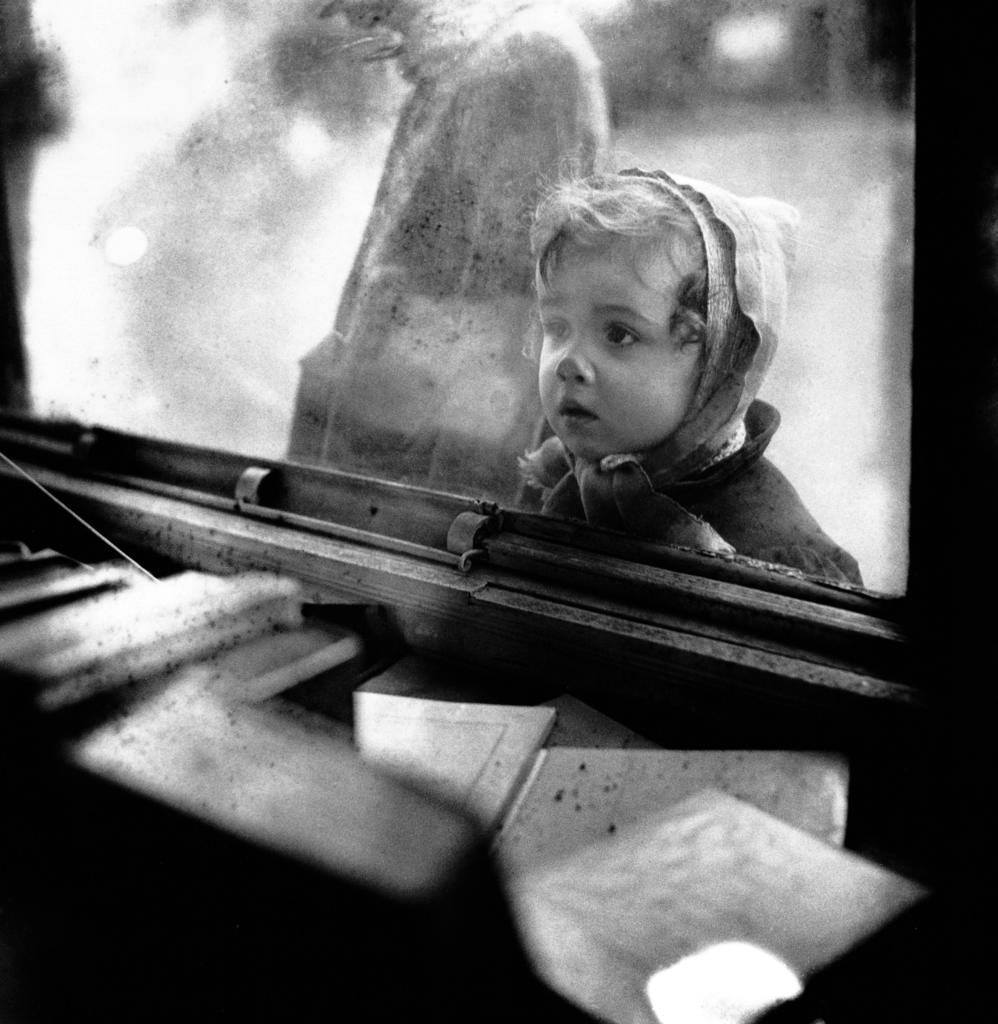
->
[1, 423, 925, 749]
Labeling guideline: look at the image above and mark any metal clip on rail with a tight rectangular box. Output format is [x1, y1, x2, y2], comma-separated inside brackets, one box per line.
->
[234, 466, 274, 509]
[446, 505, 504, 573]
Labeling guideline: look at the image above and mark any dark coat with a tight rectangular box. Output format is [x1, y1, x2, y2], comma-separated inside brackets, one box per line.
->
[541, 401, 863, 585]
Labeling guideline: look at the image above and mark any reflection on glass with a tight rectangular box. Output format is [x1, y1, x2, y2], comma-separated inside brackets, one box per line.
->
[288, 0, 611, 500]
[645, 941, 803, 1024]
[4, 0, 912, 592]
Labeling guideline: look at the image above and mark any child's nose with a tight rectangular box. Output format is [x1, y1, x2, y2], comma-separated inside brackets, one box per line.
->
[556, 347, 595, 384]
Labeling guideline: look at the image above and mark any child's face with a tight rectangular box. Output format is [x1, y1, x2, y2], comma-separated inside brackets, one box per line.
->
[537, 240, 703, 462]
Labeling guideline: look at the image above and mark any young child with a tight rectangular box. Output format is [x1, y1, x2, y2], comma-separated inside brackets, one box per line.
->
[519, 168, 862, 585]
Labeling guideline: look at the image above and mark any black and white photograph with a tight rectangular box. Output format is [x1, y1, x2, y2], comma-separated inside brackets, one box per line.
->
[0, 1, 977, 1020]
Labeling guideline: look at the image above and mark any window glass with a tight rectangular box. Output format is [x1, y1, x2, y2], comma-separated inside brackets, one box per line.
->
[3, 0, 912, 594]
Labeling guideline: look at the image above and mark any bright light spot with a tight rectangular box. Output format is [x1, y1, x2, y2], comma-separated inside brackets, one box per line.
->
[646, 942, 803, 1024]
[104, 226, 149, 266]
[713, 13, 790, 65]
[285, 116, 335, 174]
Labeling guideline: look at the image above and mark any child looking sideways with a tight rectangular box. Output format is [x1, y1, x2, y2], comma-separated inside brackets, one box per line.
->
[520, 168, 862, 585]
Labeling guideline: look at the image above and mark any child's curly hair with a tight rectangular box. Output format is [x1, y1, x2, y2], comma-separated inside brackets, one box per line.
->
[527, 172, 709, 358]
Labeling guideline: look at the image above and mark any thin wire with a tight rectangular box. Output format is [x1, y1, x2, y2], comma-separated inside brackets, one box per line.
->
[0, 447, 159, 582]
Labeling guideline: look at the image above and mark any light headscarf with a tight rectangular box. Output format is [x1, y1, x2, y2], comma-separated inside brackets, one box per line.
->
[620, 168, 800, 482]
[522, 168, 800, 552]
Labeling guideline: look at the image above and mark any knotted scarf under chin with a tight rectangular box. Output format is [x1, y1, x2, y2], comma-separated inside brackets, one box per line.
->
[573, 453, 734, 554]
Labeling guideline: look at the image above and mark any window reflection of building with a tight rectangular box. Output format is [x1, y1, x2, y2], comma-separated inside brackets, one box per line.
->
[585, 0, 911, 115]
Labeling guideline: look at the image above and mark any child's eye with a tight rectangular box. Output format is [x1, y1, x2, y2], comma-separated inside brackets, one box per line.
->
[605, 323, 639, 347]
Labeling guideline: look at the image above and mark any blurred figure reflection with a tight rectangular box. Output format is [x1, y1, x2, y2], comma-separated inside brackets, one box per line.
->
[1, 0, 65, 411]
[288, 0, 610, 500]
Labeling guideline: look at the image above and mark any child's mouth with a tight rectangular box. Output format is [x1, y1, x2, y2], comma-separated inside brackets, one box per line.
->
[559, 401, 598, 423]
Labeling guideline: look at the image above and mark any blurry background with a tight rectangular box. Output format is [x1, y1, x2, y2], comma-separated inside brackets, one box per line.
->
[3, 0, 912, 593]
